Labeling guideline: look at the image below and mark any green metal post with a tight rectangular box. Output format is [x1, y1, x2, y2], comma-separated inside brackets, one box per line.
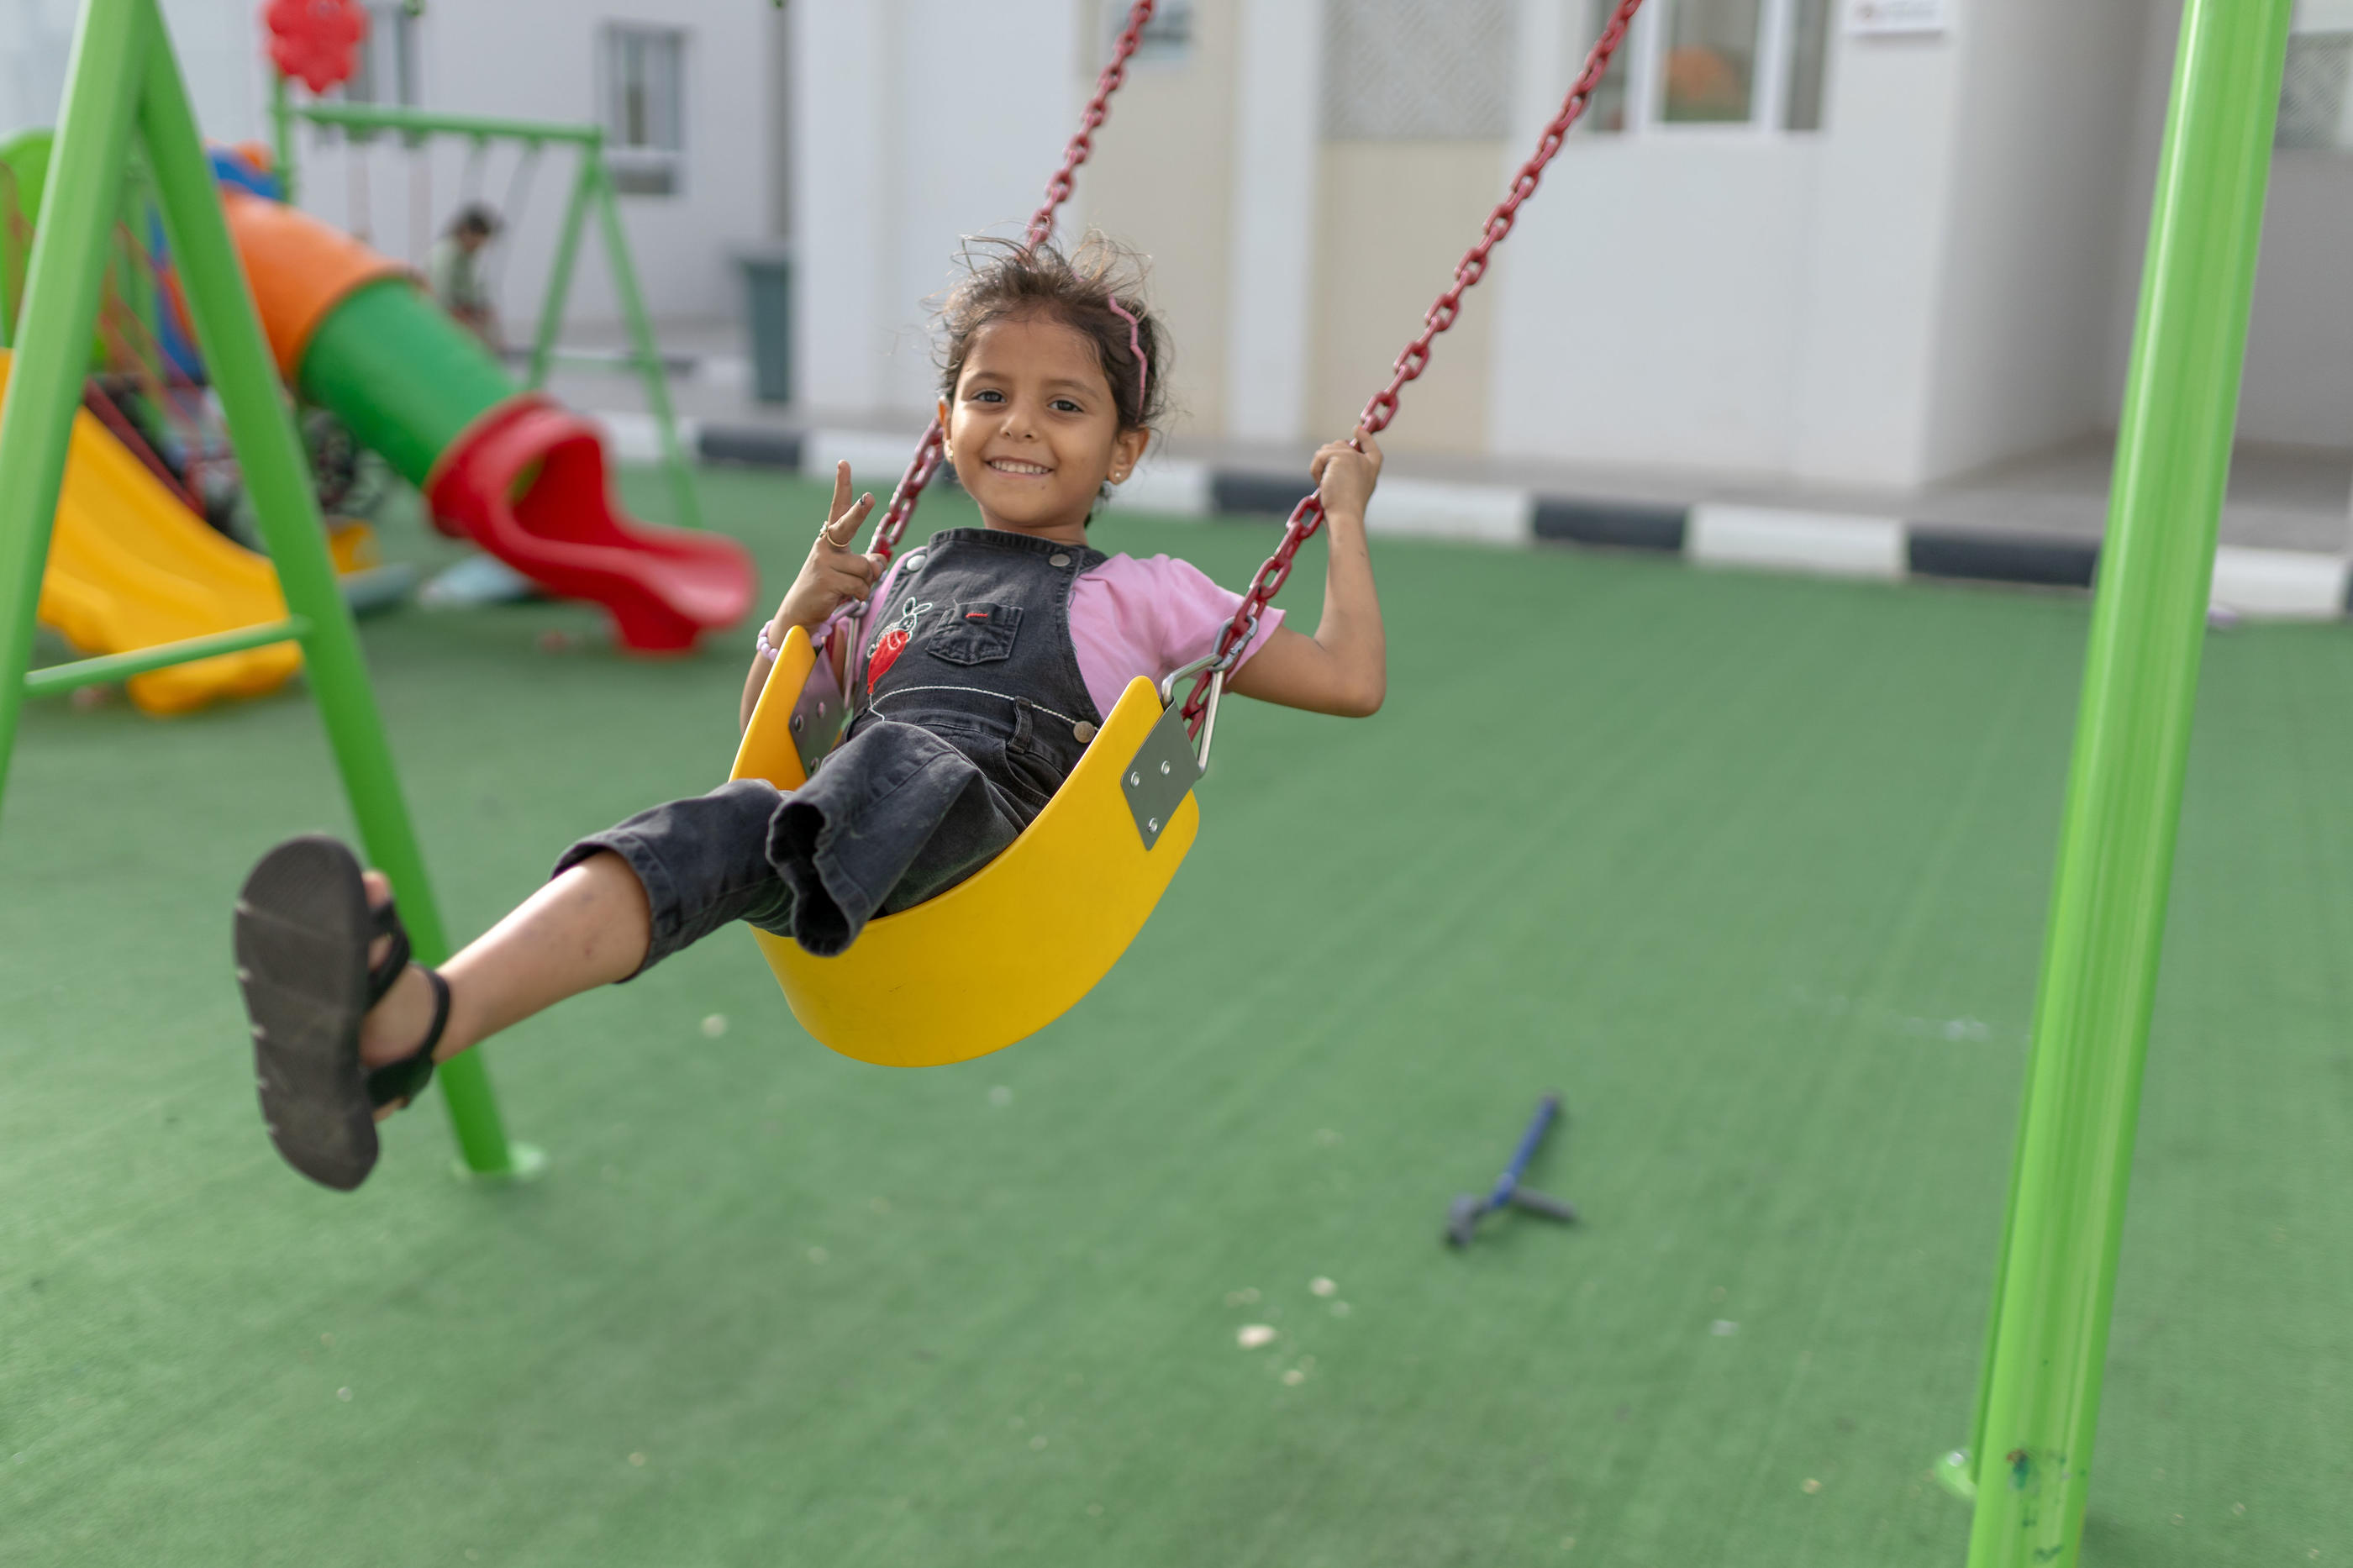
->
[270, 71, 297, 204]
[293, 103, 600, 147]
[527, 147, 599, 394]
[0, 0, 144, 808]
[135, 1, 533, 1179]
[589, 163, 703, 530]
[1961, 4, 2291, 1565]
[1935, 1020, 2040, 1499]
[25, 618, 309, 697]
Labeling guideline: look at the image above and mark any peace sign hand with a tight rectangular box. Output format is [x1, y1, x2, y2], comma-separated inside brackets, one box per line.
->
[769, 461, 886, 638]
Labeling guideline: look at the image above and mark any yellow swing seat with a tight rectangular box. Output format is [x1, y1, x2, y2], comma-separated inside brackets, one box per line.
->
[729, 624, 1203, 1067]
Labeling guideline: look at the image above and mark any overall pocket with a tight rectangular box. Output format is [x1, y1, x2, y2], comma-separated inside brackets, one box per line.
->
[924, 602, 1023, 666]
[999, 699, 1072, 816]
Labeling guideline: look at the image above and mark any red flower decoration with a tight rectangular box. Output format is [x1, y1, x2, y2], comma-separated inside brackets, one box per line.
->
[263, 0, 369, 95]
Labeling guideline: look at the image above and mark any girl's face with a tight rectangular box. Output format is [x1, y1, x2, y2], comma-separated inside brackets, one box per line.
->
[940, 312, 1150, 544]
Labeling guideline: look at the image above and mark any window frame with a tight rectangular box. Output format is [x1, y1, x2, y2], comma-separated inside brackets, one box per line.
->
[1115, 0, 1198, 67]
[600, 22, 690, 197]
[2278, 3, 2353, 154]
[1584, 0, 1833, 139]
[324, 2, 423, 145]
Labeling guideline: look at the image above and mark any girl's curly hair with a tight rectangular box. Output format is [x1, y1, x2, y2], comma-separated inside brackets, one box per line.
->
[937, 233, 1170, 434]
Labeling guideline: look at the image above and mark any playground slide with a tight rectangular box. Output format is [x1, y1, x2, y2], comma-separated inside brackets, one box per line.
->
[0, 352, 301, 715]
[220, 192, 753, 653]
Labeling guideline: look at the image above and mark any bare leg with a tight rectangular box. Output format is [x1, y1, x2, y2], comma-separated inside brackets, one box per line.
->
[356, 851, 651, 1115]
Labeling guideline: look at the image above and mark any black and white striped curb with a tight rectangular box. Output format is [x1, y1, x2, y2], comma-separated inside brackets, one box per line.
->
[597, 413, 2353, 621]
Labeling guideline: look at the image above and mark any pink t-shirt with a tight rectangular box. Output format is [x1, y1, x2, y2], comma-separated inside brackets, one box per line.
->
[833, 550, 1283, 721]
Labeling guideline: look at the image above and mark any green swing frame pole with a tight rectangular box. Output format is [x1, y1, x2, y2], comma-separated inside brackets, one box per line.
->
[269, 71, 296, 205]
[587, 160, 703, 531]
[149, 28, 528, 1179]
[27, 618, 311, 697]
[1958, 3, 2291, 1565]
[271, 93, 703, 529]
[525, 146, 600, 394]
[0, 0, 531, 1179]
[292, 103, 603, 149]
[0, 0, 140, 787]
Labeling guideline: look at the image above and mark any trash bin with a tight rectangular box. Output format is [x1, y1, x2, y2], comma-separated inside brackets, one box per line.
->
[736, 244, 794, 404]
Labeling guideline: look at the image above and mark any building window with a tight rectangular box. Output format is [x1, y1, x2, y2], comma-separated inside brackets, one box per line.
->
[1324, 0, 1515, 142]
[1579, 0, 1833, 135]
[1782, 0, 1833, 132]
[350, 3, 421, 105]
[1661, 0, 1760, 123]
[1116, 0, 1195, 65]
[1583, 3, 1634, 133]
[326, 2, 420, 144]
[2280, 2, 2353, 152]
[603, 24, 687, 196]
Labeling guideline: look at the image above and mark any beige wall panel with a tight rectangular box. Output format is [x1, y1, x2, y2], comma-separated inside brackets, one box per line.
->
[1920, 0, 2148, 481]
[2108, 0, 2353, 450]
[1081, 0, 1240, 438]
[1309, 139, 1503, 455]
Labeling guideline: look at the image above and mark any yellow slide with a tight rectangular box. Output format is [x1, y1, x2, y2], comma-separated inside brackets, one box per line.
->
[2, 350, 299, 715]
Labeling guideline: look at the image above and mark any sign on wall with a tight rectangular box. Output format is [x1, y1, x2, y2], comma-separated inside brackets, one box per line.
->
[1848, 0, 1950, 35]
[2293, 2, 2353, 34]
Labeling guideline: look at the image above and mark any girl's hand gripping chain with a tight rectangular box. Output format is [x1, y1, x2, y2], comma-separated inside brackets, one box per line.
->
[1310, 425, 1383, 521]
[1224, 427, 1388, 719]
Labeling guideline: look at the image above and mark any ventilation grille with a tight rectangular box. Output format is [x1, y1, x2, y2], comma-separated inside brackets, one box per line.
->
[1323, 0, 1517, 142]
[2279, 33, 2353, 150]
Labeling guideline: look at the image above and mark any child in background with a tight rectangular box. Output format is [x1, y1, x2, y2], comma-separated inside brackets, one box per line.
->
[233, 236, 1387, 1191]
[425, 203, 502, 350]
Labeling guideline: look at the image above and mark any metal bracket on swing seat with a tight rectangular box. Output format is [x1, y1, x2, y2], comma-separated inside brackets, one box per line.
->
[786, 644, 850, 777]
[1121, 700, 1205, 851]
[1123, 655, 1220, 851]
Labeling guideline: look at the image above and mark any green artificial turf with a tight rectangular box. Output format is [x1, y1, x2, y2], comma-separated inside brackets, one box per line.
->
[1, 465, 2347, 1566]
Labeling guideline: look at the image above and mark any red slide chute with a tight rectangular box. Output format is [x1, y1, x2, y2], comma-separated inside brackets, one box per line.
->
[429, 400, 754, 655]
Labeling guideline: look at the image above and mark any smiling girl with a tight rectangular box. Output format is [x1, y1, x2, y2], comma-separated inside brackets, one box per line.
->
[232, 236, 1387, 1190]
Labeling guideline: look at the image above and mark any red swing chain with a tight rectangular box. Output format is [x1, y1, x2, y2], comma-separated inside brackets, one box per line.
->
[1182, 0, 1647, 732]
[863, 0, 1161, 568]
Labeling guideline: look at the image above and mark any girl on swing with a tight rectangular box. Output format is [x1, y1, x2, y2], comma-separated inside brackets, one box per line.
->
[234, 236, 1388, 1191]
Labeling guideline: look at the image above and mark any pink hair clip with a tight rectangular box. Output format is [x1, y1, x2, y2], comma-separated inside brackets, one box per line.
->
[1108, 296, 1149, 404]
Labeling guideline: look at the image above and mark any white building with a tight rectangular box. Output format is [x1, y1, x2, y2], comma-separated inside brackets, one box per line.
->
[3, 0, 2349, 499]
[792, 0, 2353, 497]
[0, 0, 782, 329]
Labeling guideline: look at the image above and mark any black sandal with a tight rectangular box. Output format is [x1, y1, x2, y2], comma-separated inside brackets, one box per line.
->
[234, 834, 451, 1191]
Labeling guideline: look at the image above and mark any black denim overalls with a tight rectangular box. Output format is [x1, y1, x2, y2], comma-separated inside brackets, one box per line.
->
[557, 528, 1109, 967]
